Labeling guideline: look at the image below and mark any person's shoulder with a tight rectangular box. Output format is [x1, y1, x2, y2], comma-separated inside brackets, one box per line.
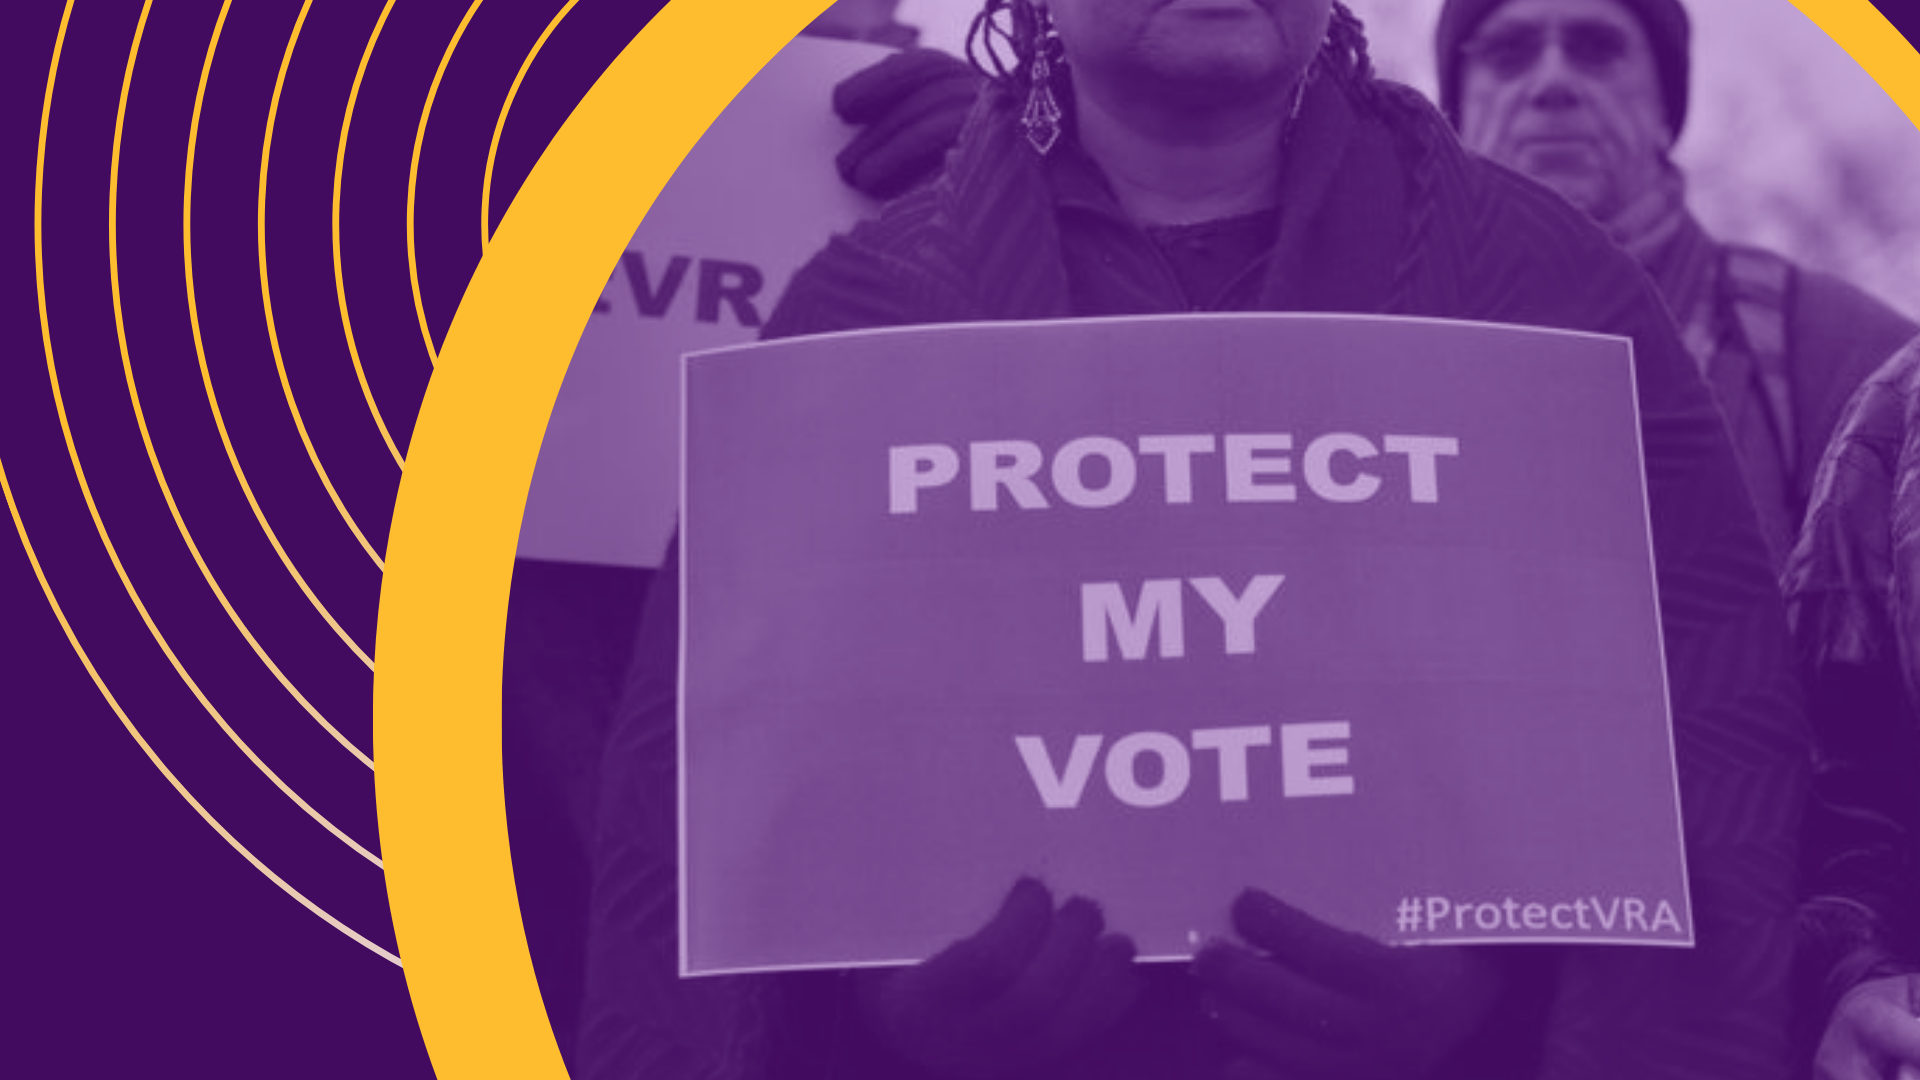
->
[761, 149, 977, 340]
[1359, 80, 1650, 332]
[1457, 146, 1623, 263]
[1786, 339, 1920, 608]
[765, 83, 1061, 339]
[833, 181, 958, 265]
[1787, 258, 1919, 360]
[1361, 78, 1455, 148]
[1843, 337, 1920, 440]
[1363, 79, 1624, 263]
[760, 187, 968, 339]
[1718, 242, 1920, 433]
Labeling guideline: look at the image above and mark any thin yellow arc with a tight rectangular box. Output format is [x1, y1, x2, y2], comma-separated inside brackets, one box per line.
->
[184, 1, 376, 671]
[44, 2, 384, 876]
[5, 459, 400, 968]
[105, 14, 376, 773]
[480, 0, 581, 249]
[259, 0, 387, 572]
[407, 0, 485, 367]
[333, 0, 406, 471]
[79, 0, 390, 863]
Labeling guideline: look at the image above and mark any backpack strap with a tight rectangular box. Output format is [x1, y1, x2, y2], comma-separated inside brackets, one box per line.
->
[1721, 244, 1798, 482]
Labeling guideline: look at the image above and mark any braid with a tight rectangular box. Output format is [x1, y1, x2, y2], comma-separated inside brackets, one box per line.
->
[966, 0, 1052, 86]
[1318, 1, 1381, 108]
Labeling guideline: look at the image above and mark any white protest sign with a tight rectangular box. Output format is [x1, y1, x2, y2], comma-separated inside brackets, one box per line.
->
[518, 34, 892, 568]
[680, 315, 1691, 976]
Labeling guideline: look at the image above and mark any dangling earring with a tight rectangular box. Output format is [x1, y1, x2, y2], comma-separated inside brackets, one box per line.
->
[1020, 7, 1063, 156]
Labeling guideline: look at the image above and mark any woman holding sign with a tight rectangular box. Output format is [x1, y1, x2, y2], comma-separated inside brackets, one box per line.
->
[578, 1, 1806, 1077]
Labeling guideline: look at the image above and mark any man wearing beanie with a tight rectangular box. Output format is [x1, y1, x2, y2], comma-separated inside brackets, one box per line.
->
[1437, 3, 1920, 1078]
[1436, 0, 1914, 573]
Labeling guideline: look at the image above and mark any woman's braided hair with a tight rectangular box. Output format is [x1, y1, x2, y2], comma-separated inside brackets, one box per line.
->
[965, 0, 1378, 106]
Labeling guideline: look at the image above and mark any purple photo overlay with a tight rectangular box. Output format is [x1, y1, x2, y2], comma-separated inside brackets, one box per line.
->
[678, 314, 1690, 975]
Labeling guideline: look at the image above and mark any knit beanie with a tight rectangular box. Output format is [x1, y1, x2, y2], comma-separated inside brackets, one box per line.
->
[1434, 0, 1691, 137]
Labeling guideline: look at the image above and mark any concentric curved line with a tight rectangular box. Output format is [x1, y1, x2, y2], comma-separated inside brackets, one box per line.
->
[40, 0, 391, 867]
[333, 0, 405, 471]
[401, 0, 483, 365]
[35, 1, 390, 907]
[3, 459, 399, 966]
[258, 1, 386, 572]
[481, 0, 581, 249]
[102, 20, 377, 774]
[407, 0, 485, 369]
[102, 0, 385, 863]
[185, 1, 376, 672]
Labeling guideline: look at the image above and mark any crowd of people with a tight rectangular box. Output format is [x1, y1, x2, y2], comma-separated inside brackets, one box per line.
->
[571, 0, 1920, 1076]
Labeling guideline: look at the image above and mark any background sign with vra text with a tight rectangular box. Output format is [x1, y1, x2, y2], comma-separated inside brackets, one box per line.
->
[679, 314, 1692, 976]
[518, 34, 884, 569]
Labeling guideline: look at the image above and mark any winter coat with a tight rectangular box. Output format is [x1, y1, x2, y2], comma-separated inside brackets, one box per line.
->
[1783, 336, 1920, 1053]
[576, 69, 1808, 1080]
[1638, 211, 1917, 568]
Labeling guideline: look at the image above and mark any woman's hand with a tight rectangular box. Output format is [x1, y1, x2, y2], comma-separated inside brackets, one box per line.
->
[1192, 889, 1505, 1080]
[1815, 975, 1920, 1080]
[858, 877, 1144, 1079]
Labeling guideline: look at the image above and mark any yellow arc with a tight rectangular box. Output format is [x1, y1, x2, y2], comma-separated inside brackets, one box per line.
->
[185, 1, 378, 671]
[335, 0, 409, 470]
[406, 0, 484, 369]
[260, 0, 388, 571]
[374, 0, 1919, 1077]
[376, 1, 834, 1074]
[28, 0, 396, 965]
[1791, 0, 1920, 130]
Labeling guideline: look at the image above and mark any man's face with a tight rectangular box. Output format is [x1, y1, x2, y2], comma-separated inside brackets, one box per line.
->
[1456, 0, 1673, 220]
[1045, 0, 1333, 115]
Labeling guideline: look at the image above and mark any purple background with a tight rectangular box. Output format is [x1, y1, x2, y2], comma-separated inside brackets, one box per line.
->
[682, 317, 1689, 972]
[0, 1, 659, 1074]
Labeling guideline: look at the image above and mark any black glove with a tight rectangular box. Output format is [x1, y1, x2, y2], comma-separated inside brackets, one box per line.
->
[832, 48, 983, 200]
[1191, 889, 1505, 1080]
[858, 877, 1145, 1079]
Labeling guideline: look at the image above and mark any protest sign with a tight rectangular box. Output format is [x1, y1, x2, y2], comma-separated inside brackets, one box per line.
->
[515, 35, 886, 568]
[679, 314, 1690, 976]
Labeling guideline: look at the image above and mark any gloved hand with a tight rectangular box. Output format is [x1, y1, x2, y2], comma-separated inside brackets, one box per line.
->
[858, 876, 1144, 1079]
[832, 47, 983, 200]
[1815, 974, 1920, 1080]
[1191, 889, 1505, 1080]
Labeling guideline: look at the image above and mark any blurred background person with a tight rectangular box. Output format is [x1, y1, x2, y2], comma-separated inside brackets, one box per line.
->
[1434, 0, 1915, 567]
[1430, 3, 1919, 1073]
[1785, 335, 1920, 1080]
